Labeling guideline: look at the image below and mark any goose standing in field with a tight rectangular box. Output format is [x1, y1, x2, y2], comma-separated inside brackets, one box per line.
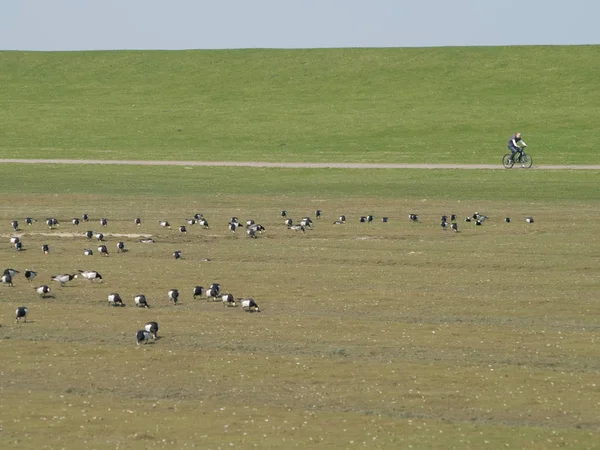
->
[451, 214, 457, 222]
[198, 218, 209, 228]
[85, 230, 94, 239]
[247, 228, 258, 239]
[136, 329, 151, 345]
[221, 293, 237, 307]
[51, 273, 76, 286]
[288, 224, 305, 233]
[206, 283, 221, 302]
[159, 221, 171, 228]
[82, 213, 89, 222]
[505, 217, 511, 223]
[300, 217, 312, 229]
[108, 293, 124, 306]
[134, 294, 150, 308]
[72, 218, 80, 226]
[526, 217, 534, 223]
[144, 321, 159, 339]
[440, 220, 448, 230]
[367, 215, 374, 223]
[465, 216, 472, 223]
[26, 217, 34, 226]
[11, 220, 19, 231]
[15, 306, 28, 323]
[25, 270, 37, 282]
[1, 273, 14, 287]
[100, 218, 108, 227]
[230, 217, 239, 225]
[246, 219, 255, 226]
[10, 236, 20, 245]
[192, 285, 204, 299]
[46, 218, 59, 229]
[135, 217, 142, 226]
[168, 289, 179, 304]
[228, 222, 238, 233]
[193, 213, 204, 220]
[381, 217, 389, 223]
[95, 232, 104, 241]
[338, 215, 346, 223]
[42, 244, 50, 254]
[140, 237, 155, 244]
[187, 218, 197, 226]
[241, 298, 260, 313]
[116, 241, 125, 253]
[451, 223, 459, 232]
[4, 268, 19, 279]
[359, 216, 367, 223]
[178, 225, 187, 233]
[315, 209, 322, 219]
[36, 285, 51, 298]
[15, 241, 23, 251]
[280, 210, 287, 217]
[408, 214, 419, 222]
[77, 270, 103, 282]
[284, 218, 293, 226]
[173, 250, 182, 259]
[98, 245, 109, 257]
[84, 249, 93, 256]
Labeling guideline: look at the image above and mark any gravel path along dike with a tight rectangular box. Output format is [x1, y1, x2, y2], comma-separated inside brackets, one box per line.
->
[1, 159, 599, 170]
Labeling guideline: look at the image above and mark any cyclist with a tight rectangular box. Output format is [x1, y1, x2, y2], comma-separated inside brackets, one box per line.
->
[507, 132, 527, 163]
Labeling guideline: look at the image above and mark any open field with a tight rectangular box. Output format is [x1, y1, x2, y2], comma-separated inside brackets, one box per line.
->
[2, 46, 600, 164]
[1, 164, 599, 449]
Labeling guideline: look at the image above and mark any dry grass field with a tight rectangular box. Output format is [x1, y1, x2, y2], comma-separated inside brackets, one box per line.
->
[1, 182, 599, 449]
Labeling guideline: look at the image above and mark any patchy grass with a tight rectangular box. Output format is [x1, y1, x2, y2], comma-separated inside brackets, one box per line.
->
[1, 165, 599, 447]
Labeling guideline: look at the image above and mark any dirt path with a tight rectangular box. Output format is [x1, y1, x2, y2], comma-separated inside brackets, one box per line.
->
[1, 158, 599, 170]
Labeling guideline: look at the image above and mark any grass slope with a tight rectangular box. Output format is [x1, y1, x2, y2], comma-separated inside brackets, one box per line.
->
[2, 46, 599, 164]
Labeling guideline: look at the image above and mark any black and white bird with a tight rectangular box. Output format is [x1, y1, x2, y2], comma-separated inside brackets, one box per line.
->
[300, 217, 312, 229]
[192, 285, 204, 299]
[315, 209, 322, 219]
[42, 244, 50, 254]
[1, 273, 14, 286]
[338, 215, 346, 223]
[77, 270, 103, 282]
[84, 249, 93, 256]
[381, 217, 389, 223]
[10, 236, 20, 245]
[15, 306, 28, 323]
[15, 241, 23, 251]
[473, 212, 480, 220]
[168, 289, 179, 304]
[95, 232, 104, 241]
[36, 285, 51, 298]
[136, 330, 151, 345]
[178, 225, 187, 233]
[98, 245, 109, 256]
[476, 215, 488, 225]
[451, 223, 459, 232]
[526, 217, 534, 223]
[187, 218, 197, 225]
[451, 214, 457, 222]
[281, 210, 287, 217]
[247, 224, 265, 235]
[440, 221, 448, 230]
[135, 218, 142, 226]
[359, 216, 367, 223]
[159, 221, 171, 228]
[247, 228, 257, 239]
[144, 321, 159, 339]
[198, 218, 209, 228]
[465, 217, 472, 223]
[206, 283, 221, 301]
[51, 273, 76, 286]
[284, 218, 293, 226]
[100, 218, 108, 227]
[193, 213, 204, 220]
[140, 237, 155, 244]
[228, 222, 238, 233]
[246, 219, 255, 226]
[11, 220, 19, 231]
[241, 298, 260, 312]
[108, 293, 124, 307]
[85, 230, 93, 239]
[134, 294, 150, 308]
[82, 213, 89, 222]
[46, 218, 59, 228]
[25, 270, 37, 282]
[408, 214, 419, 222]
[26, 217, 34, 226]
[221, 293, 237, 307]
[173, 250, 182, 259]
[116, 241, 125, 252]
[367, 215, 374, 223]
[505, 217, 511, 223]
[72, 218, 80, 226]
[230, 217, 239, 224]
[3, 268, 19, 278]
[288, 224, 305, 233]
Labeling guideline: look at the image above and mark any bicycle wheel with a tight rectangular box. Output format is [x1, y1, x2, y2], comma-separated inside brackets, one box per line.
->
[502, 154, 514, 169]
[520, 153, 533, 168]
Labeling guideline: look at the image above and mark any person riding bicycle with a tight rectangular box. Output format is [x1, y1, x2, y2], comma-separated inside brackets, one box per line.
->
[507, 132, 527, 163]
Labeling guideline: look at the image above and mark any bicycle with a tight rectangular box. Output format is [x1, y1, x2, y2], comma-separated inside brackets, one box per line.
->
[502, 148, 533, 169]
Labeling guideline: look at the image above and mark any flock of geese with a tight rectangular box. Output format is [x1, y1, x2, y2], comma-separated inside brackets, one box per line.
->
[4, 208, 533, 344]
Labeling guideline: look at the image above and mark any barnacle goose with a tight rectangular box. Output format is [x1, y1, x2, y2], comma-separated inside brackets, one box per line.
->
[108, 293, 124, 307]
[36, 285, 51, 298]
[134, 294, 150, 308]
[51, 273, 76, 286]
[16, 306, 28, 323]
[241, 298, 260, 313]
[77, 270, 103, 282]
[221, 293, 237, 307]
[98, 245, 109, 256]
[168, 289, 179, 304]
[136, 330, 151, 345]
[144, 321, 159, 339]
[192, 285, 204, 299]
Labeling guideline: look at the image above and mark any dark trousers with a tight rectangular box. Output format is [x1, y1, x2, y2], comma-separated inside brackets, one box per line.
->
[508, 144, 522, 161]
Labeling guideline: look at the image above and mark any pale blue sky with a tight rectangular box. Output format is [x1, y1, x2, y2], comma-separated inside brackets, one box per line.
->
[1, 0, 598, 51]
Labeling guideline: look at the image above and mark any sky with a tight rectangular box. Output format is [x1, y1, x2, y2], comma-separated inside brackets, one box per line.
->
[1, 0, 599, 51]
